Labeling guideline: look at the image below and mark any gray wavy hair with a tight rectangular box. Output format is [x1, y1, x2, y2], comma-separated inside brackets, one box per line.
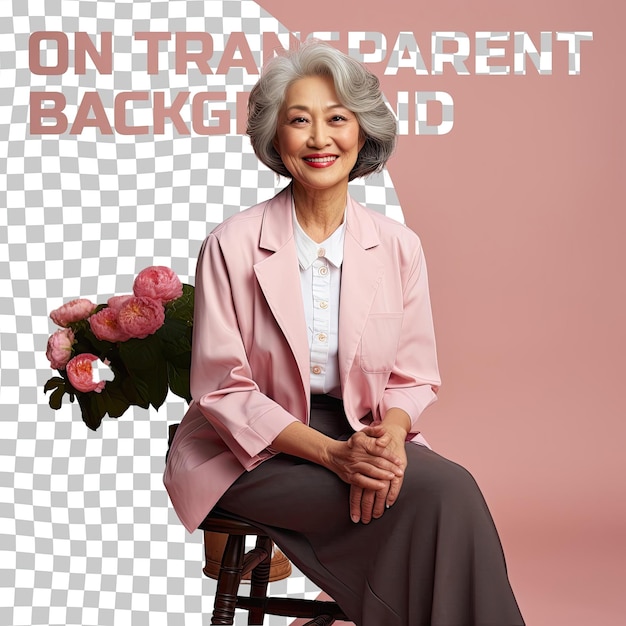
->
[247, 40, 397, 181]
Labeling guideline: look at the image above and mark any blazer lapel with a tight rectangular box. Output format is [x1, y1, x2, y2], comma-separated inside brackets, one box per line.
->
[253, 188, 311, 396]
[338, 197, 384, 389]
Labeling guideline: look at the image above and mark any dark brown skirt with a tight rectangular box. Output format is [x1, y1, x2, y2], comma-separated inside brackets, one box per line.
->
[216, 396, 525, 626]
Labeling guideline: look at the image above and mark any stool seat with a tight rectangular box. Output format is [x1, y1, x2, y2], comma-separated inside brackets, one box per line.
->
[202, 525, 292, 583]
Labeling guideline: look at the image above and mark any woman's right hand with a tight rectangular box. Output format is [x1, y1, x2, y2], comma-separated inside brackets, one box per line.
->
[323, 431, 404, 492]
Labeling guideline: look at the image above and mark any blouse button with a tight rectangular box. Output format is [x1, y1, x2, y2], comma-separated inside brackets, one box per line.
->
[319, 301, 328, 309]
[312, 365, 322, 375]
[319, 266, 328, 276]
[317, 247, 326, 257]
[317, 333, 327, 342]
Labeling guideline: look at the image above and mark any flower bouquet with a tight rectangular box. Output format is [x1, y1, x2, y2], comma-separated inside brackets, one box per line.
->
[44, 266, 194, 430]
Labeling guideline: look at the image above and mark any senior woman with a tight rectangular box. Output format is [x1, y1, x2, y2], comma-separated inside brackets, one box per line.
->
[165, 41, 524, 625]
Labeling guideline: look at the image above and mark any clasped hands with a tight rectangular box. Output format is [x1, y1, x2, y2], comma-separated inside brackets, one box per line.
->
[327, 421, 408, 524]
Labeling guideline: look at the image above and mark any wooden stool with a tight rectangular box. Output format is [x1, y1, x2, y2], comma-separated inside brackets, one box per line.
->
[167, 423, 347, 625]
[200, 511, 347, 625]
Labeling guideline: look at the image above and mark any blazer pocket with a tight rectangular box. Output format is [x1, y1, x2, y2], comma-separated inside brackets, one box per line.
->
[359, 313, 403, 374]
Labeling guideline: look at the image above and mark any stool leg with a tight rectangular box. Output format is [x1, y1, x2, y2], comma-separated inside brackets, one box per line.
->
[247, 535, 272, 625]
[211, 534, 245, 625]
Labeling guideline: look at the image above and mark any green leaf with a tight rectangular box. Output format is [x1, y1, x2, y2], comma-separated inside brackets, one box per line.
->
[167, 362, 192, 402]
[44, 377, 72, 410]
[56, 371, 77, 403]
[119, 335, 160, 370]
[165, 283, 194, 323]
[94, 390, 109, 420]
[98, 378, 132, 419]
[119, 335, 169, 410]
[44, 376, 65, 393]
[157, 317, 192, 367]
[49, 385, 67, 410]
[146, 357, 169, 410]
[77, 391, 105, 431]
[120, 375, 150, 409]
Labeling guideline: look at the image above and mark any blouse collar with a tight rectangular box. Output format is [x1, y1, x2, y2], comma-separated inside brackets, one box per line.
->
[292, 201, 346, 270]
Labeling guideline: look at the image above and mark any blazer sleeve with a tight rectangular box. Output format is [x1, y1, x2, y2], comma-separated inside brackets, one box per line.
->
[189, 233, 299, 470]
[379, 238, 441, 433]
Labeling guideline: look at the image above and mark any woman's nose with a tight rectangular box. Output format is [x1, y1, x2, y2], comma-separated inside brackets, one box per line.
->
[307, 122, 330, 148]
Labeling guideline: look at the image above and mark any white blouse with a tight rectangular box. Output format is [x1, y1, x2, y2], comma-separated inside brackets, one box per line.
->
[293, 205, 345, 397]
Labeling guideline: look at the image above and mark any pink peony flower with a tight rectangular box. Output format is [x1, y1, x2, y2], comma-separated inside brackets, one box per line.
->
[50, 298, 96, 327]
[117, 296, 165, 339]
[46, 328, 75, 369]
[106, 294, 134, 311]
[133, 266, 183, 303]
[66, 353, 107, 393]
[89, 307, 132, 343]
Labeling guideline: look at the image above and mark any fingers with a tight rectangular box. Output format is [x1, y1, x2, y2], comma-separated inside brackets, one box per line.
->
[350, 459, 403, 481]
[385, 475, 404, 508]
[350, 484, 390, 524]
[329, 436, 403, 490]
[363, 424, 407, 453]
[350, 485, 362, 523]
[361, 424, 387, 438]
[360, 489, 376, 524]
[350, 476, 403, 524]
[345, 437, 404, 478]
[348, 470, 392, 491]
[371, 486, 388, 520]
[348, 432, 404, 467]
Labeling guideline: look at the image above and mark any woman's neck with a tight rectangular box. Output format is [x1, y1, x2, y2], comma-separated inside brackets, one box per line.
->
[291, 182, 347, 243]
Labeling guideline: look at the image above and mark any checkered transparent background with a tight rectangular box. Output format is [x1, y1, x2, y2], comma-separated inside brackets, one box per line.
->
[0, 1, 403, 624]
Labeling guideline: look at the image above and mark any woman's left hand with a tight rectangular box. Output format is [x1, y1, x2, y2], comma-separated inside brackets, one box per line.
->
[349, 422, 408, 524]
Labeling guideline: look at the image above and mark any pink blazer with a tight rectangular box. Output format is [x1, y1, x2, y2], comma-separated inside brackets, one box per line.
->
[164, 186, 441, 532]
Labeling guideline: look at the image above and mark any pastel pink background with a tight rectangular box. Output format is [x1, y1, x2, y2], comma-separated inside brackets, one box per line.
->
[257, 0, 626, 624]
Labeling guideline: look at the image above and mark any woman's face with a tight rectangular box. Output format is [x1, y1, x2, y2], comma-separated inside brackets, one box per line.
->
[273, 74, 364, 195]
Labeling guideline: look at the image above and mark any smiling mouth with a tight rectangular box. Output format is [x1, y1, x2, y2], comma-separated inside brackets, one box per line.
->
[303, 155, 338, 163]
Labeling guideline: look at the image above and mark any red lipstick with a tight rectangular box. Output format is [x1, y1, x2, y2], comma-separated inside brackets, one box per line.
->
[302, 153, 338, 168]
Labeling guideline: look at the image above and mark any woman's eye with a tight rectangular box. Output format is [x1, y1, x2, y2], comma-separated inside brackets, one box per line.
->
[290, 117, 308, 124]
[331, 115, 347, 122]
